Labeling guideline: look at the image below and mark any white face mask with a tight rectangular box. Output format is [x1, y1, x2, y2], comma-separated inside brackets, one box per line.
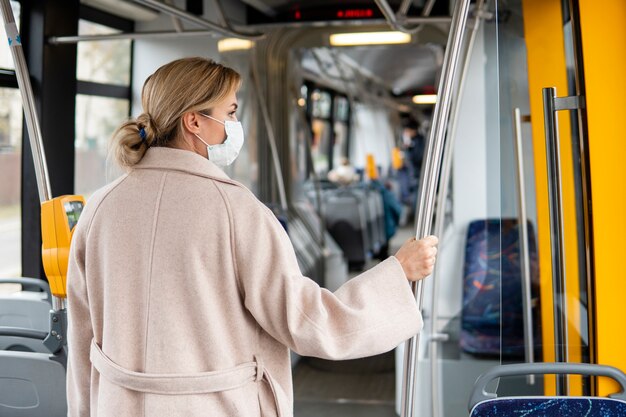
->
[194, 113, 244, 166]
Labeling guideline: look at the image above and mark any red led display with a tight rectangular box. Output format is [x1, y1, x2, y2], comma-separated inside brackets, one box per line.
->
[294, 10, 301, 20]
[337, 9, 374, 19]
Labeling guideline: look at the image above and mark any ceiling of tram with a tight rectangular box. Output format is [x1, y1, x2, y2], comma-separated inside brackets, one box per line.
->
[92, 0, 450, 100]
[241, 0, 450, 98]
[339, 43, 443, 95]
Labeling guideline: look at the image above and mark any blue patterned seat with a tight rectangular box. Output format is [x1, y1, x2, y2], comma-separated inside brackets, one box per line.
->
[471, 397, 626, 416]
[469, 363, 626, 417]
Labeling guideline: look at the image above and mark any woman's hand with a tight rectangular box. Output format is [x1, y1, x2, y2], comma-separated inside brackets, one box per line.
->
[394, 235, 438, 282]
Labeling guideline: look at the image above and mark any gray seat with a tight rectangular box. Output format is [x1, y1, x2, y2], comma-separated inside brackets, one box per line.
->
[350, 188, 378, 255]
[0, 278, 51, 353]
[365, 187, 386, 252]
[324, 189, 370, 267]
[0, 347, 67, 417]
[293, 201, 349, 291]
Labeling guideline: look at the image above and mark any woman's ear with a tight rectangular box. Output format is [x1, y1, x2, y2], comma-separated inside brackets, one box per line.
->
[181, 112, 201, 134]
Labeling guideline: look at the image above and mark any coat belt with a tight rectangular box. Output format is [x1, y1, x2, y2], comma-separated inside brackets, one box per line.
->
[90, 339, 285, 416]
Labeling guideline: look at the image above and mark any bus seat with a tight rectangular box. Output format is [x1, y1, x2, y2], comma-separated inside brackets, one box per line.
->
[352, 188, 380, 255]
[460, 219, 539, 358]
[0, 278, 51, 353]
[469, 363, 626, 417]
[292, 201, 348, 291]
[324, 190, 370, 268]
[0, 348, 67, 417]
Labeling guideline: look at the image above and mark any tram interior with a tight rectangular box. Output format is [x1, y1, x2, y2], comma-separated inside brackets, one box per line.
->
[1, 0, 621, 416]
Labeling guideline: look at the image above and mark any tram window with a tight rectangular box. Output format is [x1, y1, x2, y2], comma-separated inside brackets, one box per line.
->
[0, 1, 20, 70]
[311, 119, 331, 175]
[311, 89, 332, 119]
[76, 19, 131, 86]
[333, 121, 349, 168]
[75, 94, 129, 196]
[332, 96, 350, 167]
[0, 87, 22, 277]
[334, 96, 349, 122]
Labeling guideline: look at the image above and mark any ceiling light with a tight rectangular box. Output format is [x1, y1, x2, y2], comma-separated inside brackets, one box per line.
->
[329, 31, 411, 46]
[412, 94, 437, 104]
[218, 38, 254, 52]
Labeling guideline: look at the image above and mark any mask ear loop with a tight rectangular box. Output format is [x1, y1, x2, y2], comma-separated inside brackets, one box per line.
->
[199, 112, 225, 126]
[193, 133, 210, 147]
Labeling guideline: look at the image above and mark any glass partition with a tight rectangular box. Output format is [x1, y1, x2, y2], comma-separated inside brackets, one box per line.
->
[496, 0, 593, 399]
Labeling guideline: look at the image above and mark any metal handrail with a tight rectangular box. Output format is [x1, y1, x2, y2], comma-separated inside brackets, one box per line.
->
[250, 55, 289, 212]
[374, 0, 439, 34]
[0, 0, 51, 204]
[0, 0, 66, 315]
[400, 0, 472, 415]
[542, 87, 570, 395]
[513, 108, 536, 385]
[49, 29, 221, 44]
[427, 2, 485, 415]
[131, 0, 264, 40]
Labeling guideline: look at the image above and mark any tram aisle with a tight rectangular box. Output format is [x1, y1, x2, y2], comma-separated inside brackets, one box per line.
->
[293, 226, 415, 417]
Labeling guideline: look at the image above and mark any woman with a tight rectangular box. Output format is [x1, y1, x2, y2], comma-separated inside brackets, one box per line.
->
[66, 57, 438, 417]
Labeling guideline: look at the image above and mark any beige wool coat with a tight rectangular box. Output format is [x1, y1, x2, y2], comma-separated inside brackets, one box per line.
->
[66, 146, 423, 417]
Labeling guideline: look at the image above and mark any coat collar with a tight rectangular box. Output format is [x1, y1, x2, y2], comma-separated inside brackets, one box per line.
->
[133, 147, 233, 183]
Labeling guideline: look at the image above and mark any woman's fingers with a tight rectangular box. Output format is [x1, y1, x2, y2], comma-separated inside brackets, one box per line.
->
[394, 235, 440, 281]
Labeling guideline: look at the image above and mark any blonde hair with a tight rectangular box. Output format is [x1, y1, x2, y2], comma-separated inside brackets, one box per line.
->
[110, 57, 241, 169]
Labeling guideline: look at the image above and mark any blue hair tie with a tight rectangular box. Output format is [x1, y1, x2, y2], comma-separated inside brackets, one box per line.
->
[139, 127, 147, 142]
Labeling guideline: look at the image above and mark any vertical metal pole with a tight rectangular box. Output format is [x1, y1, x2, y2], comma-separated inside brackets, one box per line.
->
[542, 87, 569, 395]
[0, 1, 66, 314]
[513, 108, 536, 385]
[0, 0, 51, 204]
[427, 1, 486, 415]
[250, 55, 289, 212]
[400, 0, 472, 415]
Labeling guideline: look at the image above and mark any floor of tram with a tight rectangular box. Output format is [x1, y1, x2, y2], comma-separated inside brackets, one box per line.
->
[293, 225, 415, 417]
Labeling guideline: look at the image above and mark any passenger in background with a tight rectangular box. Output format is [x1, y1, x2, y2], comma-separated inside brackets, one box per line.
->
[327, 157, 359, 186]
[371, 178, 404, 258]
[66, 57, 438, 417]
[397, 118, 427, 219]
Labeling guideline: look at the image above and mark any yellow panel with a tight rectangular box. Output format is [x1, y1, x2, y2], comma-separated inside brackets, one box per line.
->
[41, 195, 85, 299]
[578, 0, 626, 396]
[522, 0, 583, 395]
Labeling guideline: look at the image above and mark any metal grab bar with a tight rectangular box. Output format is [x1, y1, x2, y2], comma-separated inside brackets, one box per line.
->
[49, 29, 223, 44]
[0, 0, 51, 205]
[542, 87, 586, 395]
[400, 0, 472, 415]
[542, 87, 569, 395]
[0, 0, 66, 316]
[131, 0, 264, 40]
[513, 108, 536, 385]
[250, 54, 289, 212]
[427, 2, 486, 415]
[374, 0, 438, 34]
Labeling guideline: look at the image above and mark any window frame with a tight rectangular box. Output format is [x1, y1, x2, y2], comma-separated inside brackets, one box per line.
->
[77, 4, 134, 101]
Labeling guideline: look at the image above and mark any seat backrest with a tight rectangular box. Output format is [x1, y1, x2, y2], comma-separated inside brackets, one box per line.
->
[470, 396, 626, 417]
[0, 350, 67, 417]
[469, 363, 626, 417]
[0, 305, 50, 352]
[460, 218, 539, 357]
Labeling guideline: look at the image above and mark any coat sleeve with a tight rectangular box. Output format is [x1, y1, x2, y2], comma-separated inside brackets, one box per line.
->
[66, 216, 94, 417]
[225, 188, 423, 360]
